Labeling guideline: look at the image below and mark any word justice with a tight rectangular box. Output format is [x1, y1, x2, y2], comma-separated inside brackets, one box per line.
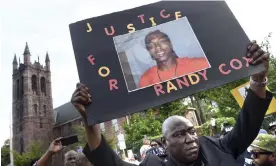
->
[86, 9, 182, 36]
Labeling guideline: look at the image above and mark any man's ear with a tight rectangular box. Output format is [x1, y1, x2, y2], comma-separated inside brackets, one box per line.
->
[161, 136, 167, 147]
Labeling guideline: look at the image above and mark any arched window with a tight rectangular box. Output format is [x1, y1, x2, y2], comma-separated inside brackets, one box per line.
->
[33, 104, 38, 114]
[40, 118, 42, 128]
[16, 79, 19, 99]
[21, 76, 24, 97]
[20, 138, 24, 154]
[43, 105, 46, 115]
[19, 123, 22, 131]
[40, 77, 46, 95]
[31, 75, 37, 94]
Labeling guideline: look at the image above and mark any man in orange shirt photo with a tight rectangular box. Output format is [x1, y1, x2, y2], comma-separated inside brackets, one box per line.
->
[139, 30, 210, 88]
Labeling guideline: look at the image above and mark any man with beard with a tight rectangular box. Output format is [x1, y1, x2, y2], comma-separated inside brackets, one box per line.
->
[251, 134, 276, 166]
[139, 30, 210, 88]
[71, 41, 272, 166]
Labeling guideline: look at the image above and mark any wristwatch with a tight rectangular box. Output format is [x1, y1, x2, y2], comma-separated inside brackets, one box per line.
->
[250, 77, 268, 87]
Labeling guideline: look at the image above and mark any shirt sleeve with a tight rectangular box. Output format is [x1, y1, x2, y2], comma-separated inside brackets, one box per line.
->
[220, 89, 273, 158]
[83, 135, 137, 166]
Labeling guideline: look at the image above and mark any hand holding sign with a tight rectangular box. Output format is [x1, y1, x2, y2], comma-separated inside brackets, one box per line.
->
[247, 40, 270, 81]
[71, 83, 102, 150]
[71, 83, 92, 121]
[246, 40, 270, 99]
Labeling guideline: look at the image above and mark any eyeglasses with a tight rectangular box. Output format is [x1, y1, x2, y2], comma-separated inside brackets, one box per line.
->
[251, 151, 272, 158]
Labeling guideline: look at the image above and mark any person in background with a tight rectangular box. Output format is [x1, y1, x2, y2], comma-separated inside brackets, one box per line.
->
[146, 139, 167, 161]
[220, 122, 233, 138]
[31, 138, 63, 166]
[72, 41, 272, 166]
[251, 134, 276, 166]
[149, 139, 163, 148]
[64, 150, 78, 166]
[140, 138, 151, 160]
[125, 153, 140, 165]
[269, 121, 276, 136]
[236, 129, 268, 166]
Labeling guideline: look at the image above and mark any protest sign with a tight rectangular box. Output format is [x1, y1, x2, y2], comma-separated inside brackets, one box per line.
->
[231, 82, 276, 115]
[69, 1, 264, 125]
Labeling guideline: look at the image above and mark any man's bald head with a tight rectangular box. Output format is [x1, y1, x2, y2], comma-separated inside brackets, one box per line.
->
[161, 115, 199, 164]
[65, 150, 77, 166]
[162, 115, 192, 138]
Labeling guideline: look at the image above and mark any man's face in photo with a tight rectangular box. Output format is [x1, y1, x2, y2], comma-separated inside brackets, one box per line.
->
[146, 32, 173, 63]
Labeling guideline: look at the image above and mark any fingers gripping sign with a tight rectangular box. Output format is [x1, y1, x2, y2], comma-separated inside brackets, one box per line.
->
[247, 40, 270, 79]
[71, 83, 92, 119]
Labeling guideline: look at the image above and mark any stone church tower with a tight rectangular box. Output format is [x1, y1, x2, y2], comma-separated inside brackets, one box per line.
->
[12, 43, 54, 153]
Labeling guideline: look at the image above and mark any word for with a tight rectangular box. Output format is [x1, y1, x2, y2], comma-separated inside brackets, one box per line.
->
[154, 70, 208, 96]
[86, 9, 182, 36]
[87, 55, 118, 91]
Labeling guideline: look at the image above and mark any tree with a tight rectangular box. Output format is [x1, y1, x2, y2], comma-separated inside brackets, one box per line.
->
[268, 56, 276, 93]
[72, 125, 116, 150]
[198, 78, 248, 119]
[123, 110, 162, 153]
[155, 99, 187, 121]
[1, 139, 10, 166]
[199, 117, 236, 136]
[262, 33, 276, 93]
[13, 141, 43, 166]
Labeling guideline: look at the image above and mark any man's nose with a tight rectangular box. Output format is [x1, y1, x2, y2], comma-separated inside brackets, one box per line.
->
[185, 133, 195, 143]
[155, 45, 161, 51]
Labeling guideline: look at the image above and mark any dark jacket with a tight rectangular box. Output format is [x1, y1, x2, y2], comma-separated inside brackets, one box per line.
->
[83, 89, 272, 166]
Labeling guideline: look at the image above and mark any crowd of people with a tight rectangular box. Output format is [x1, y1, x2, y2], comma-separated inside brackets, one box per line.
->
[32, 41, 276, 166]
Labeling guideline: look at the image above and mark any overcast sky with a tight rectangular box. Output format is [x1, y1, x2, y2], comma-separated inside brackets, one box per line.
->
[0, 0, 275, 147]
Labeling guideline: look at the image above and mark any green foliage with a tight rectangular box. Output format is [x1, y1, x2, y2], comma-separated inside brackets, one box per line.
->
[198, 78, 248, 119]
[72, 125, 116, 150]
[13, 141, 43, 166]
[149, 135, 162, 141]
[123, 110, 163, 153]
[268, 56, 276, 93]
[200, 117, 236, 136]
[261, 32, 276, 94]
[156, 99, 187, 121]
[1, 139, 10, 166]
[70, 125, 87, 150]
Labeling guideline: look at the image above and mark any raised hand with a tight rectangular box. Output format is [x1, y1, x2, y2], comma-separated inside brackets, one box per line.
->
[71, 83, 92, 121]
[48, 137, 63, 154]
[247, 40, 270, 81]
